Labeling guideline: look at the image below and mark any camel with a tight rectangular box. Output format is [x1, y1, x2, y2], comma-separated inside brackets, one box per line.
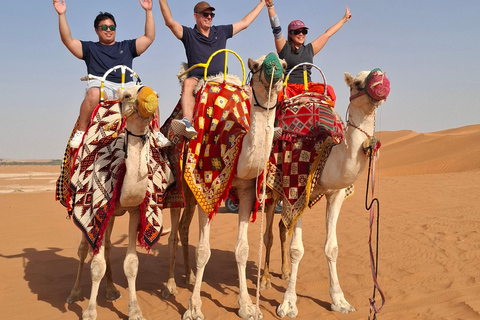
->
[161, 53, 286, 320]
[259, 69, 390, 318]
[63, 84, 168, 320]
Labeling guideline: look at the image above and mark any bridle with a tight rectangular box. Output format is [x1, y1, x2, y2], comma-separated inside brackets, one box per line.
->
[248, 63, 279, 110]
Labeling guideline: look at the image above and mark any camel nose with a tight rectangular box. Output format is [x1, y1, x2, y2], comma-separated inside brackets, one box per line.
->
[137, 86, 158, 118]
[263, 52, 284, 84]
[366, 69, 390, 101]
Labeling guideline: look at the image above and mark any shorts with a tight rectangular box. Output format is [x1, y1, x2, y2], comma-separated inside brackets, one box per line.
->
[85, 79, 135, 100]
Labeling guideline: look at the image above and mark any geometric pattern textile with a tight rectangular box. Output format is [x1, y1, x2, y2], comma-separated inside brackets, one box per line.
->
[56, 100, 173, 253]
[266, 84, 346, 231]
[184, 81, 251, 219]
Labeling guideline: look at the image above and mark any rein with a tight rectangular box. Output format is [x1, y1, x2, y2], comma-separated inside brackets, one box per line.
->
[124, 128, 149, 159]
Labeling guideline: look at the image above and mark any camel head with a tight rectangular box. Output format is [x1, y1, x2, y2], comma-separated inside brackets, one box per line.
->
[345, 69, 390, 110]
[117, 85, 158, 135]
[248, 53, 287, 109]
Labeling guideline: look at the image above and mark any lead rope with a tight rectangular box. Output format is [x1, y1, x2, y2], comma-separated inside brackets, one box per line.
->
[254, 65, 277, 320]
[365, 120, 385, 320]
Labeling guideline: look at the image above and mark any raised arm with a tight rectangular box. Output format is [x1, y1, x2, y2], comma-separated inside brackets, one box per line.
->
[232, 0, 266, 36]
[265, 0, 285, 54]
[53, 0, 82, 59]
[159, 0, 183, 39]
[311, 6, 352, 55]
[136, 0, 155, 55]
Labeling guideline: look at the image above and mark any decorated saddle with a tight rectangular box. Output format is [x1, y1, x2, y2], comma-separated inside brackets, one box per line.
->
[266, 83, 348, 231]
[181, 80, 252, 219]
[56, 100, 173, 253]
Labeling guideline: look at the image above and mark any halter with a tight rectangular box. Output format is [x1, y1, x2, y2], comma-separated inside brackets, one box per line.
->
[349, 68, 388, 106]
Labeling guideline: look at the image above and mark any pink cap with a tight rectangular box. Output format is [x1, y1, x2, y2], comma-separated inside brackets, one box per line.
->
[288, 20, 309, 33]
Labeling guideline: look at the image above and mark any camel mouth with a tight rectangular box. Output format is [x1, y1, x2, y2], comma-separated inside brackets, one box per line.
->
[366, 69, 390, 101]
[137, 86, 158, 118]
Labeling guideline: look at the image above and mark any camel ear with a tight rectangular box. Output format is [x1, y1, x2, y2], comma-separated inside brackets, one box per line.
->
[344, 72, 353, 86]
[248, 57, 260, 72]
[279, 58, 287, 71]
[117, 88, 124, 100]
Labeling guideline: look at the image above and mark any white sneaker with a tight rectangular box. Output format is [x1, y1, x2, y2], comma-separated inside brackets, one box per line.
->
[69, 130, 85, 149]
[171, 117, 198, 139]
[156, 131, 172, 147]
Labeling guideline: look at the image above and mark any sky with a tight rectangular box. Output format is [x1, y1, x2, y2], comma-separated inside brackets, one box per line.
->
[1, 0, 479, 160]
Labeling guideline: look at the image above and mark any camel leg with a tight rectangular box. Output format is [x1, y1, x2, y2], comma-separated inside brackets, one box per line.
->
[277, 217, 304, 319]
[279, 217, 291, 280]
[104, 216, 121, 301]
[236, 184, 262, 320]
[180, 186, 197, 286]
[82, 243, 107, 320]
[260, 198, 277, 291]
[183, 208, 210, 320]
[325, 190, 355, 314]
[67, 234, 89, 303]
[123, 211, 145, 320]
[162, 207, 181, 299]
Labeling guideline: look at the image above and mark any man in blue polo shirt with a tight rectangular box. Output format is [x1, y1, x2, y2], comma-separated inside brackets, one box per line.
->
[53, 0, 171, 148]
[159, 0, 266, 138]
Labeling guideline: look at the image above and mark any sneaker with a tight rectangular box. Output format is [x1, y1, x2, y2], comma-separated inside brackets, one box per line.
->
[69, 130, 85, 149]
[156, 131, 172, 148]
[171, 117, 198, 139]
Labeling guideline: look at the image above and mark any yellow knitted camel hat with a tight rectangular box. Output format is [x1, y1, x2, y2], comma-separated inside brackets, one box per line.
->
[137, 86, 158, 118]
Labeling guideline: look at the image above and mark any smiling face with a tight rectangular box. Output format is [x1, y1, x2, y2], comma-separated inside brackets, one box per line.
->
[95, 18, 116, 45]
[288, 29, 307, 48]
[195, 10, 214, 31]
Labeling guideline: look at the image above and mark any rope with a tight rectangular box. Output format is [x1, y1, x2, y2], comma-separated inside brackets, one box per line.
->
[365, 139, 385, 320]
[254, 64, 277, 320]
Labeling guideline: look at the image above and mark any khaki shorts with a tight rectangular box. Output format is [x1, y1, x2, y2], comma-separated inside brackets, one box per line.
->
[85, 80, 135, 100]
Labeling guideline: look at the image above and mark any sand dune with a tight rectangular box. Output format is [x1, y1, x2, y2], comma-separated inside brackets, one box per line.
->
[0, 125, 479, 319]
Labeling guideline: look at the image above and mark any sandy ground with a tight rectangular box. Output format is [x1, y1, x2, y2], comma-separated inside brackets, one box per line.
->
[0, 124, 479, 320]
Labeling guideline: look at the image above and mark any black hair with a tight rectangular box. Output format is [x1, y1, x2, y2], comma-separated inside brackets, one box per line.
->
[94, 12, 116, 29]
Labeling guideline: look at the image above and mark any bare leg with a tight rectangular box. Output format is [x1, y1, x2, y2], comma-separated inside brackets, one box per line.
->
[181, 77, 199, 122]
[183, 208, 210, 320]
[325, 190, 355, 314]
[78, 88, 101, 132]
[124, 211, 145, 320]
[67, 234, 89, 303]
[277, 217, 304, 318]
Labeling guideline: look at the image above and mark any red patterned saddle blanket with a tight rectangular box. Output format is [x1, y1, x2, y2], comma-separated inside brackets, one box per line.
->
[183, 80, 252, 219]
[56, 101, 173, 253]
[267, 83, 346, 231]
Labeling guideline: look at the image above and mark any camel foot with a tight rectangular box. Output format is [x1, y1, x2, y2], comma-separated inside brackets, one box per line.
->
[161, 228, 171, 236]
[82, 305, 97, 320]
[128, 300, 145, 320]
[182, 307, 204, 320]
[260, 274, 272, 291]
[66, 288, 83, 304]
[106, 285, 121, 301]
[331, 300, 355, 314]
[277, 301, 298, 318]
[186, 270, 196, 285]
[238, 304, 263, 320]
[162, 278, 178, 299]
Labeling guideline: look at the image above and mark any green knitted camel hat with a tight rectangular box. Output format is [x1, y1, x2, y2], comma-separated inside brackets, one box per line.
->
[263, 52, 283, 84]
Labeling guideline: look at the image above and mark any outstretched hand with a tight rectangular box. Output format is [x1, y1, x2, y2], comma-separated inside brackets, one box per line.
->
[139, 0, 153, 11]
[53, 0, 66, 15]
[344, 6, 352, 22]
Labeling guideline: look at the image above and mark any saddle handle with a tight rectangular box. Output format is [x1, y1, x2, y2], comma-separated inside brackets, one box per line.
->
[80, 65, 142, 105]
[177, 49, 246, 86]
[283, 62, 328, 98]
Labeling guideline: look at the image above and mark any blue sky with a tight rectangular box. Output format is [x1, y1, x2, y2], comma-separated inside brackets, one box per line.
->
[1, 0, 479, 159]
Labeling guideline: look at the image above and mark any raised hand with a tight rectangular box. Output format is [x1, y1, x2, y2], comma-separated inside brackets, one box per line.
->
[53, 0, 66, 15]
[139, 0, 153, 11]
[344, 6, 352, 21]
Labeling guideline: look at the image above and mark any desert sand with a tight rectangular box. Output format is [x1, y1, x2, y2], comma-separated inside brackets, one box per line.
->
[1, 124, 479, 320]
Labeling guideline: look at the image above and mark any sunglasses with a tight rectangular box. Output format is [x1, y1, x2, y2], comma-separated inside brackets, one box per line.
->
[99, 25, 116, 31]
[200, 12, 215, 18]
[290, 29, 308, 35]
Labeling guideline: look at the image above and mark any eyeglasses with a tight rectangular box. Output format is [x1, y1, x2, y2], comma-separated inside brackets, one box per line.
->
[200, 12, 215, 18]
[290, 29, 308, 35]
[99, 25, 116, 31]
